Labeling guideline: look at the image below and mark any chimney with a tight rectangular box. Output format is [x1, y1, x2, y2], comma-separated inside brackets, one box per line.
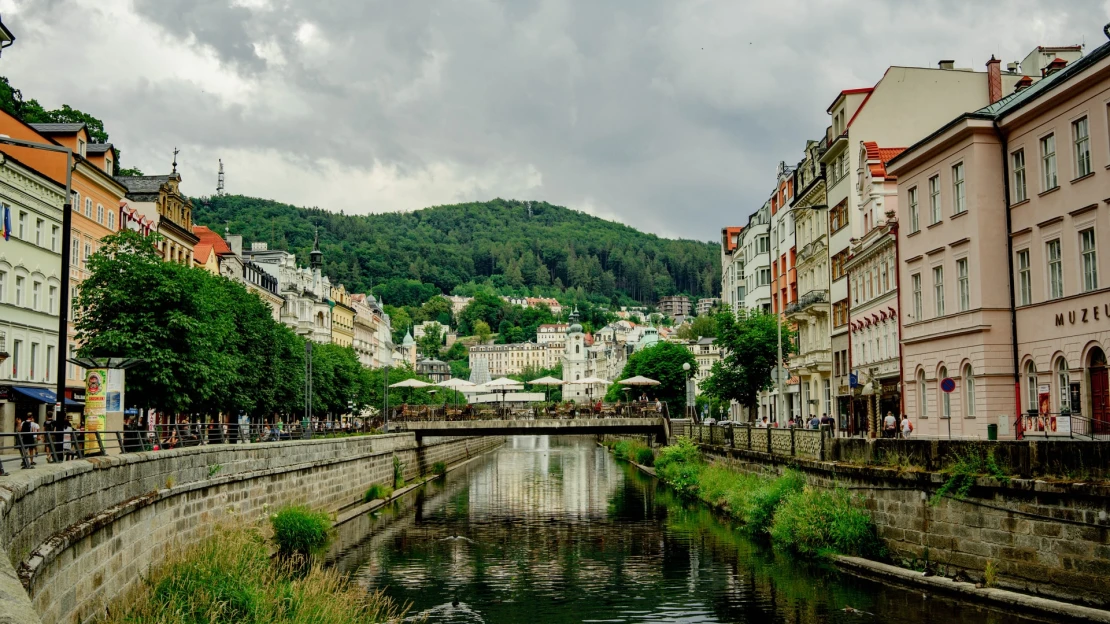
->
[938, 60, 955, 70]
[1044, 57, 1068, 76]
[986, 55, 1002, 104]
[1006, 61, 1020, 74]
[226, 234, 243, 257]
[1014, 75, 1034, 93]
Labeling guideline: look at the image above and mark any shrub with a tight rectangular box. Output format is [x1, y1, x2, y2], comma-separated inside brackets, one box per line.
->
[634, 447, 655, 467]
[393, 455, 405, 489]
[106, 526, 407, 623]
[363, 483, 393, 503]
[931, 447, 1011, 505]
[769, 487, 884, 558]
[654, 438, 703, 498]
[738, 469, 806, 534]
[270, 506, 332, 558]
[431, 461, 448, 476]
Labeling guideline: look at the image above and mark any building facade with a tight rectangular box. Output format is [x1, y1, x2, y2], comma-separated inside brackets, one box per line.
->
[242, 241, 333, 344]
[658, 295, 691, 319]
[468, 342, 562, 377]
[117, 173, 199, 266]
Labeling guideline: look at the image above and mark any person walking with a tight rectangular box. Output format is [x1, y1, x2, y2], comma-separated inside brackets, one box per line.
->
[900, 414, 914, 439]
[808, 413, 821, 430]
[883, 411, 897, 439]
[63, 417, 77, 460]
[19, 414, 37, 467]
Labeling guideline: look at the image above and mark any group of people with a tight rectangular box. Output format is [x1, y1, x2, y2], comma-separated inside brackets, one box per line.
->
[882, 411, 914, 438]
[748, 410, 914, 438]
[12, 412, 79, 469]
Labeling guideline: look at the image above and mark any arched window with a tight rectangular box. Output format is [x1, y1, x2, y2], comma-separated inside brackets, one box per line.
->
[1025, 361, 1038, 413]
[939, 366, 950, 419]
[963, 364, 975, 418]
[917, 370, 927, 420]
[575, 345, 580, 354]
[1057, 358, 1070, 411]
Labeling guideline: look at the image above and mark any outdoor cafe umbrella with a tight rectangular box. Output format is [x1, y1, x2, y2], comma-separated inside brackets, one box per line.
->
[619, 375, 660, 402]
[389, 378, 433, 412]
[578, 377, 610, 406]
[528, 376, 564, 404]
[484, 377, 524, 411]
[437, 378, 475, 410]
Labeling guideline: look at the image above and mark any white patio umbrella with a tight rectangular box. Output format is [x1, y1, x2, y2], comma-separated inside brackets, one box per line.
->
[618, 375, 660, 386]
[578, 376, 610, 385]
[438, 378, 475, 410]
[528, 376, 565, 403]
[389, 378, 433, 388]
[485, 377, 523, 411]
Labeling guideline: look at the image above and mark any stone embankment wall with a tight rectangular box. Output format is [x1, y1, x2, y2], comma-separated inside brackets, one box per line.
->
[695, 442, 1110, 608]
[0, 433, 502, 624]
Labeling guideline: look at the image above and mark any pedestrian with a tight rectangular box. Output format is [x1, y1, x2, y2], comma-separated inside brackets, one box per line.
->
[901, 414, 914, 439]
[757, 416, 769, 428]
[63, 417, 77, 460]
[42, 415, 58, 462]
[27, 414, 41, 465]
[820, 412, 834, 429]
[19, 413, 37, 468]
[809, 413, 821, 430]
[883, 411, 897, 439]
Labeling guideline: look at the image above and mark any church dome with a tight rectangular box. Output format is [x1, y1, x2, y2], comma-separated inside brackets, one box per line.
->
[568, 323, 583, 334]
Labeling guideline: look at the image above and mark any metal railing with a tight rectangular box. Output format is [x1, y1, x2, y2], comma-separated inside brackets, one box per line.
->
[686, 422, 831, 460]
[1020, 411, 1109, 439]
[0, 422, 375, 476]
[388, 402, 671, 423]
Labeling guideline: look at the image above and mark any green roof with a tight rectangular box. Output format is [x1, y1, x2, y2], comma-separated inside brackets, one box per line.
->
[978, 39, 1110, 118]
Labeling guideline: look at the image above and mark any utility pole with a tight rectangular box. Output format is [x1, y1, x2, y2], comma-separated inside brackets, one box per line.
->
[304, 341, 313, 430]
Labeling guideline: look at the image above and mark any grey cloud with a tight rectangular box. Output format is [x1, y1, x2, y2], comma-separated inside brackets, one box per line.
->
[9, 0, 1110, 239]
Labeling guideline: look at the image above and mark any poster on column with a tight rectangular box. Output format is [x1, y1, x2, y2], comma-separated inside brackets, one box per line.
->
[84, 369, 107, 454]
[1037, 384, 1052, 432]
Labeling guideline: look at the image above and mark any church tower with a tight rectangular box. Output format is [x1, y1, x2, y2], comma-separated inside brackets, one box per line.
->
[561, 307, 589, 403]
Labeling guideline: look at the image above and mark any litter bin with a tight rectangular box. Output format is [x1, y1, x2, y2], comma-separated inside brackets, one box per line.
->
[986, 423, 998, 441]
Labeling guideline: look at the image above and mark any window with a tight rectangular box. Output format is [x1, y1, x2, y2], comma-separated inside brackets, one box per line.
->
[107, 211, 115, 230]
[1073, 116, 1090, 178]
[1041, 134, 1057, 190]
[1012, 150, 1027, 202]
[933, 266, 944, 316]
[917, 370, 927, 420]
[952, 163, 966, 214]
[1080, 228, 1097, 292]
[35, 218, 43, 246]
[84, 243, 91, 263]
[831, 250, 849, 280]
[32, 281, 40, 310]
[0, 270, 5, 303]
[911, 273, 922, 320]
[1047, 239, 1063, 299]
[939, 366, 950, 419]
[830, 200, 848, 232]
[48, 285, 56, 314]
[72, 191, 80, 211]
[11, 339, 20, 378]
[77, 138, 85, 156]
[67, 345, 76, 382]
[833, 300, 848, 327]
[29, 343, 37, 380]
[957, 259, 969, 311]
[1025, 361, 1038, 413]
[51, 225, 58, 251]
[758, 268, 771, 286]
[15, 276, 24, 306]
[71, 239, 80, 267]
[909, 187, 919, 233]
[96, 204, 104, 224]
[85, 197, 93, 218]
[1017, 250, 1031, 306]
[757, 236, 769, 254]
[105, 158, 112, 174]
[45, 345, 53, 383]
[1057, 359, 1070, 411]
[929, 175, 941, 223]
[17, 211, 26, 238]
[963, 364, 975, 418]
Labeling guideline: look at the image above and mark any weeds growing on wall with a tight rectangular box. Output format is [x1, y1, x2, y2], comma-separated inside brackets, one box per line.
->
[392, 455, 405, 489]
[431, 461, 448, 475]
[931, 447, 1011, 505]
[649, 437, 882, 560]
[270, 505, 332, 558]
[103, 526, 408, 624]
[363, 483, 394, 503]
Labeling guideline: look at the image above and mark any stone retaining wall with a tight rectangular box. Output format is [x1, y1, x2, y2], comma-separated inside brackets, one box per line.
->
[696, 443, 1110, 608]
[0, 433, 503, 624]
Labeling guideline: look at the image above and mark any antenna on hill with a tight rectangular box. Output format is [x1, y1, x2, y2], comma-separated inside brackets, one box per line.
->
[217, 159, 225, 196]
[527, 201, 533, 217]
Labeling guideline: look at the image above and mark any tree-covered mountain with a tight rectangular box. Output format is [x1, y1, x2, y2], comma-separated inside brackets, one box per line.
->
[193, 195, 720, 305]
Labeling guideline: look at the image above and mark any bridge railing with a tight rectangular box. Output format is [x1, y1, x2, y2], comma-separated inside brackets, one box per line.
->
[687, 423, 831, 461]
[388, 401, 670, 423]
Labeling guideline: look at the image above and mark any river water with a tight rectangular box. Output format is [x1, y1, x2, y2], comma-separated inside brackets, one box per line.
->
[330, 436, 1044, 623]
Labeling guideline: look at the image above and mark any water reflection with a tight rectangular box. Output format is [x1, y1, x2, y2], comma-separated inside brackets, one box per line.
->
[333, 436, 1043, 624]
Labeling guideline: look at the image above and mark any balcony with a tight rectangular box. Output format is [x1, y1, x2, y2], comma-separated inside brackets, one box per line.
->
[785, 290, 829, 316]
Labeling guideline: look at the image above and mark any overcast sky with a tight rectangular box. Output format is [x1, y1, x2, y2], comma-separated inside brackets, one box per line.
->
[2, 1, 1107, 241]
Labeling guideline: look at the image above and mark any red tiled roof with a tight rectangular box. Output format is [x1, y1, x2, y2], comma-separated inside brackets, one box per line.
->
[193, 243, 213, 265]
[191, 225, 232, 255]
[862, 142, 906, 179]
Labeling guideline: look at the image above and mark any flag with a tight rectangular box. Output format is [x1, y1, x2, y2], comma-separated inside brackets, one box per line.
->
[1, 205, 9, 241]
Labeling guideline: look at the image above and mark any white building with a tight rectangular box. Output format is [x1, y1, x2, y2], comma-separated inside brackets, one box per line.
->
[243, 238, 333, 344]
[0, 154, 66, 432]
[468, 342, 562, 377]
[536, 323, 568, 345]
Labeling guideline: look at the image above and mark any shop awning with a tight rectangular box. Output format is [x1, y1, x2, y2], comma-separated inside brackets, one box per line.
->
[10, 386, 84, 406]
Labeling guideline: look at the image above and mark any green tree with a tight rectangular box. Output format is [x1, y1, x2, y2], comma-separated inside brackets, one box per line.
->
[675, 314, 718, 341]
[416, 323, 444, 359]
[473, 320, 492, 344]
[605, 342, 696, 417]
[701, 308, 794, 419]
[419, 296, 455, 328]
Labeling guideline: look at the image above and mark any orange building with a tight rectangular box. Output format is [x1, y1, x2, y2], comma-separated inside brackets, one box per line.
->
[0, 113, 128, 401]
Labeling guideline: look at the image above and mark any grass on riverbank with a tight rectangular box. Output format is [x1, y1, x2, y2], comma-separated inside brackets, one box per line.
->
[603, 438, 655, 467]
[646, 437, 884, 559]
[102, 526, 408, 624]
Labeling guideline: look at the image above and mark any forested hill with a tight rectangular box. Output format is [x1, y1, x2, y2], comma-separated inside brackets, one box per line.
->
[193, 195, 721, 304]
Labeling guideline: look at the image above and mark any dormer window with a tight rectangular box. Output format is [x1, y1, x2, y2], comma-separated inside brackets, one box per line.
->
[105, 158, 112, 173]
[77, 139, 85, 157]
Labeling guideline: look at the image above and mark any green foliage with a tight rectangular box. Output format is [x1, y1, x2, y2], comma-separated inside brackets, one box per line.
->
[393, 455, 405, 489]
[270, 506, 332, 558]
[930, 447, 1011, 505]
[431, 461, 448, 476]
[207, 464, 222, 478]
[416, 322, 445, 358]
[472, 320, 492, 344]
[984, 559, 998, 587]
[675, 314, 718, 340]
[702, 307, 795, 412]
[363, 483, 394, 503]
[609, 439, 653, 466]
[193, 195, 721, 304]
[769, 487, 885, 558]
[371, 277, 439, 308]
[634, 447, 656, 467]
[107, 526, 407, 624]
[653, 437, 704, 498]
[605, 342, 696, 416]
[739, 470, 806, 535]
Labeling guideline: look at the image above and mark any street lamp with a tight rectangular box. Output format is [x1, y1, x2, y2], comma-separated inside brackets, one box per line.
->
[0, 136, 74, 419]
[682, 362, 692, 420]
[770, 203, 827, 426]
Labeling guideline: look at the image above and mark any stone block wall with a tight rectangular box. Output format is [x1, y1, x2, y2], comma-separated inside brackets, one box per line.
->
[0, 433, 503, 624]
[697, 444, 1110, 608]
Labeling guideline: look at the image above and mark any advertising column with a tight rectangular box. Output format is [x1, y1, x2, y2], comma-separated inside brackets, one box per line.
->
[84, 368, 106, 455]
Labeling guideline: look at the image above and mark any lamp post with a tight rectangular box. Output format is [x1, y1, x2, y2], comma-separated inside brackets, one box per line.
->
[0, 136, 73, 419]
[383, 364, 391, 432]
[682, 361, 692, 420]
[769, 203, 828, 426]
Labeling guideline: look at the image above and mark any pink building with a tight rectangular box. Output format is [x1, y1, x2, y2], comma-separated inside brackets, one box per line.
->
[889, 44, 1110, 438]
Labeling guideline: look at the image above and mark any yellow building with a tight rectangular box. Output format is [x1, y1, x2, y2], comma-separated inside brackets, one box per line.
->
[330, 284, 355, 349]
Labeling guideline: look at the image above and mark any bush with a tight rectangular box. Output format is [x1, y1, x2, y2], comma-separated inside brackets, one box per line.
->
[769, 487, 884, 558]
[431, 461, 448, 476]
[393, 455, 405, 489]
[738, 469, 805, 534]
[654, 437, 703, 498]
[634, 447, 655, 467]
[106, 526, 407, 623]
[270, 506, 332, 558]
[363, 483, 394, 503]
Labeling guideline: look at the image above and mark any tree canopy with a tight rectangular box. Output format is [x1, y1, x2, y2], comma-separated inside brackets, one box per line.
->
[605, 342, 696, 417]
[700, 308, 795, 418]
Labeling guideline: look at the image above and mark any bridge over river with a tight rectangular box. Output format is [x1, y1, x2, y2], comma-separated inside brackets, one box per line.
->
[388, 412, 670, 442]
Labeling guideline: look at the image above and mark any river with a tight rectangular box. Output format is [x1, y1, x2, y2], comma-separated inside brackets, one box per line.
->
[329, 436, 1045, 623]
